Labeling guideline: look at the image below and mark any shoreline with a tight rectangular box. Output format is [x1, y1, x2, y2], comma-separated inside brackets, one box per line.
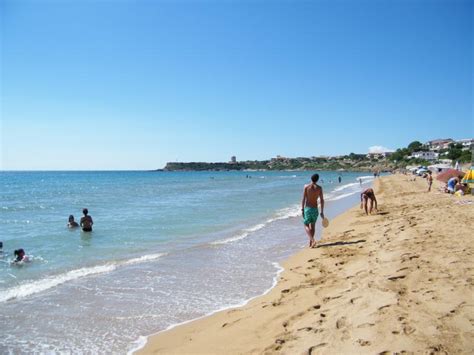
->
[133, 181, 374, 354]
[130, 183, 366, 354]
[128, 262, 286, 355]
[138, 174, 473, 354]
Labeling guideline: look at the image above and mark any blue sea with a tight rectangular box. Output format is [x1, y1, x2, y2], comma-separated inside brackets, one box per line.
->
[0, 170, 373, 353]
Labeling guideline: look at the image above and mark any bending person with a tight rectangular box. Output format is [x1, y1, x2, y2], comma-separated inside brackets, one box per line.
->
[360, 188, 378, 215]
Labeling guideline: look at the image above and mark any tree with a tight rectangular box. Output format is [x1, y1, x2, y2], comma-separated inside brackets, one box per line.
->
[407, 141, 423, 153]
[447, 143, 464, 161]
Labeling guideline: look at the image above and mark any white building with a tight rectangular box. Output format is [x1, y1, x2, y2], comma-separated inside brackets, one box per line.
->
[456, 138, 474, 150]
[410, 151, 438, 161]
[366, 152, 393, 159]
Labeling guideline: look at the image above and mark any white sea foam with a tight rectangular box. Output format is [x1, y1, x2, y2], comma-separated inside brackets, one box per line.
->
[333, 182, 360, 192]
[210, 205, 300, 245]
[326, 191, 359, 201]
[129, 261, 285, 355]
[356, 175, 375, 180]
[0, 253, 166, 303]
[210, 224, 266, 245]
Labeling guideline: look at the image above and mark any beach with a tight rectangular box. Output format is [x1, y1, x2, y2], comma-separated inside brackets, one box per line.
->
[139, 174, 474, 354]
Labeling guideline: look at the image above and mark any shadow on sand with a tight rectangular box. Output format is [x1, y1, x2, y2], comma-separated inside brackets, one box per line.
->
[316, 239, 366, 248]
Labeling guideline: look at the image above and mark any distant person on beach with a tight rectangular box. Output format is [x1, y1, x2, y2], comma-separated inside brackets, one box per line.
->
[338, 176, 342, 183]
[67, 215, 79, 228]
[80, 208, 93, 232]
[0, 241, 3, 254]
[359, 178, 362, 187]
[446, 177, 458, 194]
[13, 248, 29, 263]
[427, 171, 433, 192]
[301, 174, 325, 248]
[360, 188, 378, 215]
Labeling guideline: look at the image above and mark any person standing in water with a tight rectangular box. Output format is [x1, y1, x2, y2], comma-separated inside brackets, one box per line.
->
[301, 174, 325, 248]
[80, 208, 93, 232]
[67, 215, 79, 228]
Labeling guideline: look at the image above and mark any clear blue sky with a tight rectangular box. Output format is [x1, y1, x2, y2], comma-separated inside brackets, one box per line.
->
[1, 0, 472, 170]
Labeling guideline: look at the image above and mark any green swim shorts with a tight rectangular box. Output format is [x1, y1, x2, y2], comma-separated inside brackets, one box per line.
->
[303, 207, 319, 225]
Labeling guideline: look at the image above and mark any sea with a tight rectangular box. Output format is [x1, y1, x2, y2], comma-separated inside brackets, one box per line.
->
[0, 170, 374, 353]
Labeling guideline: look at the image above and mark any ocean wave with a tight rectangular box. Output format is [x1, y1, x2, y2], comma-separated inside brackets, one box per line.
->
[326, 191, 359, 201]
[210, 205, 300, 245]
[333, 182, 361, 192]
[210, 224, 266, 245]
[0, 253, 166, 303]
[356, 175, 375, 180]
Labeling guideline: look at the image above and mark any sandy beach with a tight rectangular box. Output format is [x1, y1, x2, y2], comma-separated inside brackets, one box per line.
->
[139, 174, 473, 354]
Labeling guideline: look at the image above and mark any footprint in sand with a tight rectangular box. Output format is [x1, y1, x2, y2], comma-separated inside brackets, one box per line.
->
[308, 343, 328, 354]
[403, 325, 416, 334]
[357, 339, 371, 346]
[336, 317, 347, 329]
[350, 296, 362, 304]
[388, 275, 406, 281]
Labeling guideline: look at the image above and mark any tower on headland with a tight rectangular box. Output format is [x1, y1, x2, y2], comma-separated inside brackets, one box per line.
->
[230, 156, 237, 163]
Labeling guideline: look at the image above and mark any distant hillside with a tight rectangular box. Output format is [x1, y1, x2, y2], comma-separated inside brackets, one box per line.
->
[158, 139, 472, 172]
[161, 155, 394, 172]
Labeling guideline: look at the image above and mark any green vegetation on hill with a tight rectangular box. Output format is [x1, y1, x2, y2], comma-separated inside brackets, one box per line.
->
[162, 155, 393, 172]
[159, 140, 471, 172]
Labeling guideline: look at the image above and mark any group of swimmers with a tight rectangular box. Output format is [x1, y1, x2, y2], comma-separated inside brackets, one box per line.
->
[1, 208, 93, 267]
[68, 208, 94, 232]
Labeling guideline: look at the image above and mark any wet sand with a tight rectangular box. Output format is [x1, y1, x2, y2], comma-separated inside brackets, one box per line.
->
[138, 174, 474, 354]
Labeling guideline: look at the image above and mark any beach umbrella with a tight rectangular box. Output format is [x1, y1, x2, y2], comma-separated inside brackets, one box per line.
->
[461, 166, 474, 184]
[436, 169, 465, 183]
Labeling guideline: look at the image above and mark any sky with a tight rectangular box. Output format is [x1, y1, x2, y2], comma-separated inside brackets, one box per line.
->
[1, 0, 472, 170]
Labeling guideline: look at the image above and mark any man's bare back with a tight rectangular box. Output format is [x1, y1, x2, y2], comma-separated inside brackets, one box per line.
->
[80, 208, 93, 232]
[303, 183, 323, 208]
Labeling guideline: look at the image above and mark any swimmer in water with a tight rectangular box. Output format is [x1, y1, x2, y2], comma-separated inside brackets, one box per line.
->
[67, 215, 79, 228]
[13, 248, 29, 264]
[80, 208, 93, 232]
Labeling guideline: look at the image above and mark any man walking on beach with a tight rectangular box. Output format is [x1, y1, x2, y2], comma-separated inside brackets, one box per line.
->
[302, 174, 325, 248]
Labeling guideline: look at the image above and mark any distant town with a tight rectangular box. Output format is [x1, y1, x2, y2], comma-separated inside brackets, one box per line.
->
[159, 138, 473, 172]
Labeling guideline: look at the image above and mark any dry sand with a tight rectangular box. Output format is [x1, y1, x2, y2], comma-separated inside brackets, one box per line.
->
[139, 174, 474, 354]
